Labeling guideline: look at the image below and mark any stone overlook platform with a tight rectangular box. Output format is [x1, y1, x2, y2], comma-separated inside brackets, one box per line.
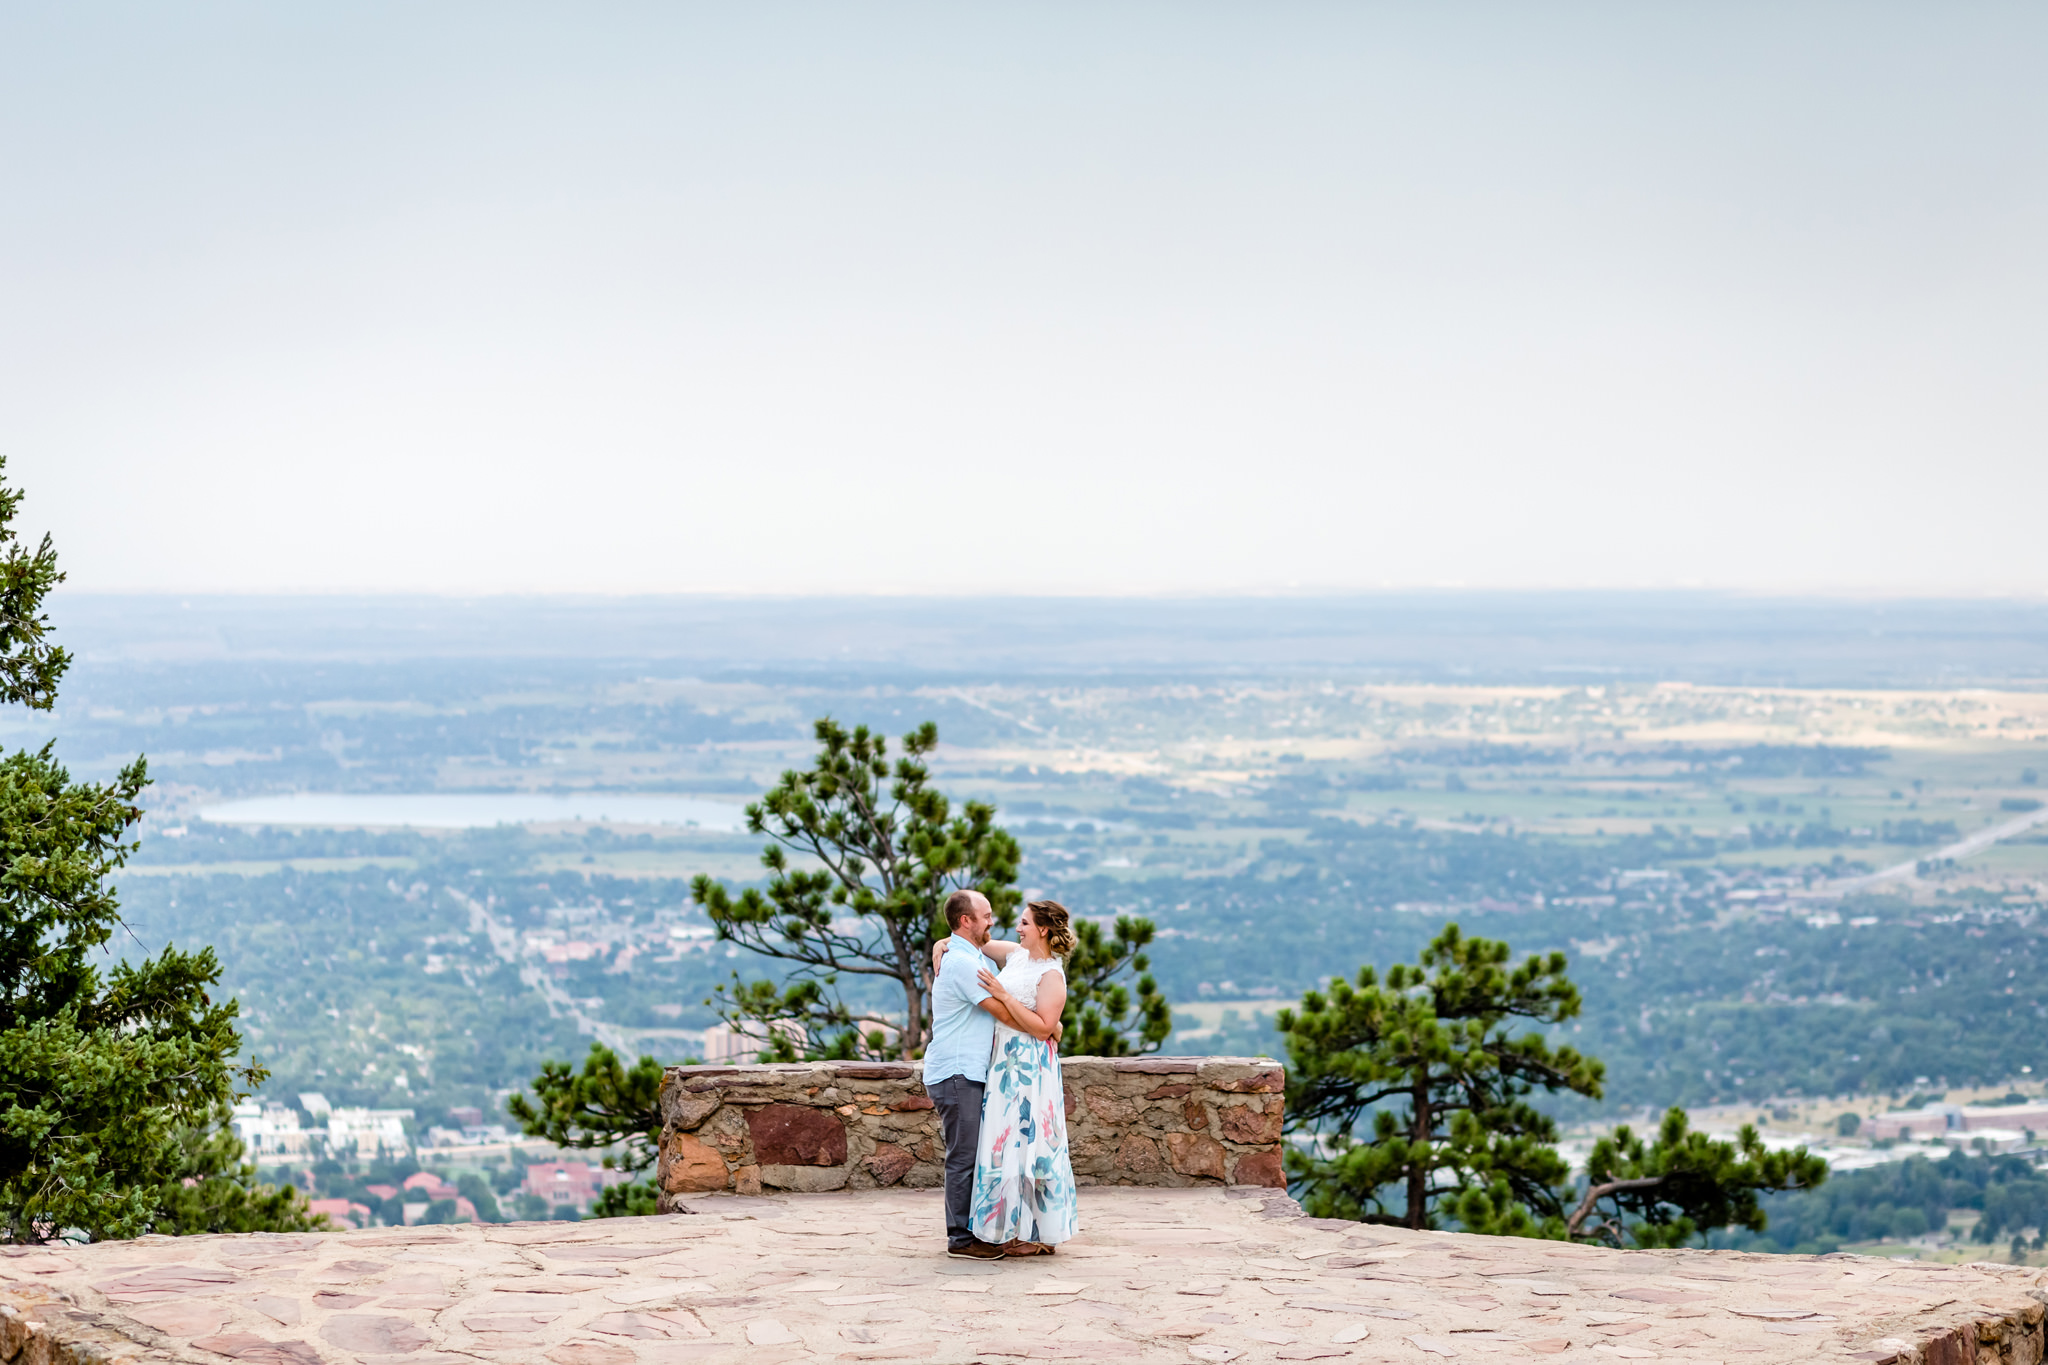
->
[0, 1184, 2044, 1365]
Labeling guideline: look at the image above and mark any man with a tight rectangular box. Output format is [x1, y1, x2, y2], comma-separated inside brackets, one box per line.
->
[924, 887, 1010, 1260]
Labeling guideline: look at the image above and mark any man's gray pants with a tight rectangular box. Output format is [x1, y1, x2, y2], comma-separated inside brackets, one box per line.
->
[928, 1074, 985, 1249]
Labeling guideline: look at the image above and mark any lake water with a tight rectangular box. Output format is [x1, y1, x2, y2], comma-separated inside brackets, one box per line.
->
[196, 792, 749, 830]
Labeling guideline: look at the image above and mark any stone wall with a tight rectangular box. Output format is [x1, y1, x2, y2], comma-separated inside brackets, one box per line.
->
[655, 1055, 1285, 1209]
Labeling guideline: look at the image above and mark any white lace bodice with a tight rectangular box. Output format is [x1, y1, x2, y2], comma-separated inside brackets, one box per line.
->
[993, 953, 1064, 1040]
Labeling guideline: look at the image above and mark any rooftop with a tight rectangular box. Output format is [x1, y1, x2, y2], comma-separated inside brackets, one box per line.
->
[0, 1186, 2043, 1365]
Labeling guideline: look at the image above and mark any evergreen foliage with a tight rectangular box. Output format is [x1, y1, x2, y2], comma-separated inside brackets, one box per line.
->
[692, 719, 1024, 1059]
[0, 460, 309, 1241]
[1279, 922, 1827, 1247]
[1279, 924, 1602, 1229]
[0, 472, 69, 712]
[1559, 1107, 1826, 1247]
[1059, 916, 1171, 1057]
[148, 1105, 328, 1236]
[508, 1043, 665, 1172]
[590, 1180, 660, 1218]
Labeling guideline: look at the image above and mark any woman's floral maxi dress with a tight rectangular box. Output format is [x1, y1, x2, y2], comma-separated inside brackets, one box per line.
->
[968, 954, 1080, 1246]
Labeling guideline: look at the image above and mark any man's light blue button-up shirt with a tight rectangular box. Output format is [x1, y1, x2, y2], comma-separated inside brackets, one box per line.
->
[923, 933, 996, 1086]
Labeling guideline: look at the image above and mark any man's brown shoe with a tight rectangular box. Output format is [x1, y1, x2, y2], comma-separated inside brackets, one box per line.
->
[947, 1241, 1007, 1260]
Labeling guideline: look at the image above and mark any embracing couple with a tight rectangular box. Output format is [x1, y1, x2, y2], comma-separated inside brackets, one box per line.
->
[922, 889, 1081, 1261]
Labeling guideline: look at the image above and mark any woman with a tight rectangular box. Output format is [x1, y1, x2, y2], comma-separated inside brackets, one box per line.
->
[933, 899, 1081, 1256]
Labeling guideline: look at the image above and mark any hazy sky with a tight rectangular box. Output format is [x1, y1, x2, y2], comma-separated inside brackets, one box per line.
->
[4, 3, 2044, 594]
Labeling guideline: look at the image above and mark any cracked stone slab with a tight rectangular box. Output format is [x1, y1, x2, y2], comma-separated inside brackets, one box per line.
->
[0, 1188, 2042, 1365]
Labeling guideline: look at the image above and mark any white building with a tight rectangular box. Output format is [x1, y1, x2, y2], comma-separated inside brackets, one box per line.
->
[230, 1100, 317, 1159]
[325, 1107, 415, 1158]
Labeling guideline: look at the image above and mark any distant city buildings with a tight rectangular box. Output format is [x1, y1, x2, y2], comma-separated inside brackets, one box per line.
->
[526, 934, 610, 976]
[421, 1120, 513, 1148]
[234, 1094, 419, 1161]
[230, 1101, 317, 1159]
[700, 1020, 806, 1063]
[1866, 1101, 2048, 1143]
[232, 1089, 619, 1172]
[400, 1170, 480, 1223]
[420, 1102, 513, 1149]
[305, 1197, 373, 1229]
[520, 1161, 632, 1216]
[326, 1107, 417, 1159]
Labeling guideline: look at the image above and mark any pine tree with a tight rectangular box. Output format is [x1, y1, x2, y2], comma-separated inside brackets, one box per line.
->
[1278, 923, 1602, 1229]
[0, 460, 310, 1240]
[692, 719, 1023, 1059]
[516, 721, 1169, 1181]
[1281, 921, 1827, 1247]
[691, 718, 1173, 1059]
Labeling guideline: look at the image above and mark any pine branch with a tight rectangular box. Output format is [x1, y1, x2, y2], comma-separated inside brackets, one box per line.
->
[1565, 1176, 1666, 1238]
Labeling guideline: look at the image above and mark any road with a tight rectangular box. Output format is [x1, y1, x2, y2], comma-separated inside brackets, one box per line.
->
[1815, 803, 2048, 895]
[446, 885, 639, 1055]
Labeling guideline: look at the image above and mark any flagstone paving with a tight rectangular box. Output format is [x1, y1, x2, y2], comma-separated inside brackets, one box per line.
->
[0, 1186, 2041, 1365]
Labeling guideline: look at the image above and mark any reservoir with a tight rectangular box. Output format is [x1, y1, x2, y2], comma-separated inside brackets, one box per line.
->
[196, 792, 749, 830]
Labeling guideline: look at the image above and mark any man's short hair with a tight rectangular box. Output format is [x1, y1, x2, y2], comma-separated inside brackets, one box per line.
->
[943, 889, 982, 930]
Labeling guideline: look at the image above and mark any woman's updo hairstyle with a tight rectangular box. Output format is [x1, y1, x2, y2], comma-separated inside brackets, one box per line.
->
[1028, 899, 1076, 958]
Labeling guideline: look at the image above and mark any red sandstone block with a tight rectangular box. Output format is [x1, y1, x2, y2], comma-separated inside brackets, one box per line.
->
[744, 1104, 848, 1167]
[1220, 1102, 1283, 1145]
[1213, 1068, 1284, 1093]
[1164, 1132, 1227, 1181]
[863, 1143, 916, 1186]
[1231, 1149, 1286, 1187]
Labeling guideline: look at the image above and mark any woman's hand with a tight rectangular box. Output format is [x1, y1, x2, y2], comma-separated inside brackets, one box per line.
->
[976, 966, 1007, 1000]
[932, 939, 951, 975]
